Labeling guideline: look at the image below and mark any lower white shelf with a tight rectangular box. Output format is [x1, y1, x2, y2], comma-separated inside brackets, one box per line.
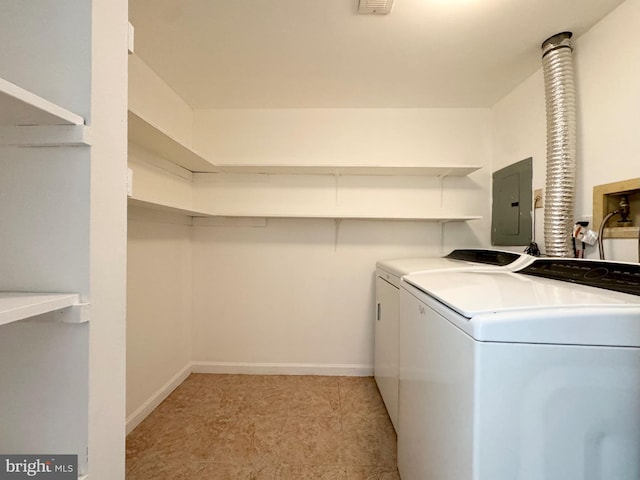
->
[128, 197, 482, 223]
[0, 292, 86, 326]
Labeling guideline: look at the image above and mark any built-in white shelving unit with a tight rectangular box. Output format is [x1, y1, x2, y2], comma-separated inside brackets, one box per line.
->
[0, 73, 89, 322]
[0, 2, 117, 475]
[128, 110, 483, 222]
[0, 292, 84, 326]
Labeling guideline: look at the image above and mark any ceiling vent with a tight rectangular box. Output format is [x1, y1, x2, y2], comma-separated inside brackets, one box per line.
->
[358, 0, 394, 15]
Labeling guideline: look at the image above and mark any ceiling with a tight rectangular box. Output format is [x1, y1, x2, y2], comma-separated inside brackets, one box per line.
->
[129, 0, 626, 109]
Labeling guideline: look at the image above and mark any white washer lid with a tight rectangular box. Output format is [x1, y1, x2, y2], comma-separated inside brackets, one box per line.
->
[402, 270, 640, 346]
[376, 249, 530, 277]
[376, 257, 474, 277]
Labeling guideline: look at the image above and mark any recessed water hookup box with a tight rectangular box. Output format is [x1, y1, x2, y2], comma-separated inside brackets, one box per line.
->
[593, 178, 640, 239]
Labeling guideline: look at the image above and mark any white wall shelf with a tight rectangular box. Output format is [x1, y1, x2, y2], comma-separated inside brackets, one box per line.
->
[215, 164, 482, 176]
[128, 111, 217, 173]
[128, 196, 212, 217]
[194, 213, 482, 222]
[0, 292, 86, 326]
[0, 76, 84, 127]
[128, 111, 482, 178]
[129, 196, 481, 223]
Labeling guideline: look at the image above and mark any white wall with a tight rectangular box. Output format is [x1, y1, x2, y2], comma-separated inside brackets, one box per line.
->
[193, 108, 491, 167]
[191, 219, 481, 373]
[126, 210, 192, 428]
[492, 0, 640, 262]
[126, 55, 195, 426]
[190, 108, 492, 372]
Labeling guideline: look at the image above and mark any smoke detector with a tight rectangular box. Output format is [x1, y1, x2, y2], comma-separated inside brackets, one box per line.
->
[358, 0, 394, 15]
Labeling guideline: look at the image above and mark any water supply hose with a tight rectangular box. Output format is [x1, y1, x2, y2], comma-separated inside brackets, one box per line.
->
[598, 211, 619, 260]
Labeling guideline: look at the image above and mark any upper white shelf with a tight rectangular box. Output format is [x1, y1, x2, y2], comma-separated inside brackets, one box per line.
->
[128, 110, 482, 177]
[0, 292, 84, 327]
[214, 165, 481, 176]
[0, 76, 84, 126]
[128, 111, 217, 173]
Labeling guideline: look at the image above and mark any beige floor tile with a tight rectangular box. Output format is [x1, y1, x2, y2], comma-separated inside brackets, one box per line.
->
[192, 373, 275, 388]
[188, 415, 257, 463]
[192, 462, 277, 480]
[276, 464, 348, 479]
[340, 413, 397, 467]
[126, 374, 399, 479]
[189, 386, 247, 419]
[254, 415, 343, 465]
[126, 417, 164, 461]
[239, 384, 340, 417]
[259, 375, 340, 388]
[152, 378, 206, 416]
[344, 466, 401, 480]
[126, 449, 197, 480]
[339, 377, 388, 417]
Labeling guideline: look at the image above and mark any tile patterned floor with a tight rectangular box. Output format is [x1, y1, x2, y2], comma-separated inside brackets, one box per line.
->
[126, 374, 400, 479]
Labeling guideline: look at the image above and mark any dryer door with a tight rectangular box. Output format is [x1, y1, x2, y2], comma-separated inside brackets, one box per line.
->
[375, 274, 399, 432]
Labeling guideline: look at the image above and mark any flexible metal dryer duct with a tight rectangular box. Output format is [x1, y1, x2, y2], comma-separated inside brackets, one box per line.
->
[541, 32, 576, 257]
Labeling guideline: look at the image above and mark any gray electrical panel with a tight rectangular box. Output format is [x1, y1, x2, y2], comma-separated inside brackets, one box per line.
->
[491, 157, 532, 246]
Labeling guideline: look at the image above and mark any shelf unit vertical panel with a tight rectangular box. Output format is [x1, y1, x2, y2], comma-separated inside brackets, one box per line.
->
[0, 148, 90, 293]
[0, 321, 89, 472]
[89, 0, 129, 477]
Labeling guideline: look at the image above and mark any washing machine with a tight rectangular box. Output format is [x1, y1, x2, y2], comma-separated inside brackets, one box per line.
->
[398, 258, 640, 480]
[374, 249, 533, 431]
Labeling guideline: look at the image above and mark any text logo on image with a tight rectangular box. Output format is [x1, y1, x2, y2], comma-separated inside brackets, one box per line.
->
[0, 455, 77, 479]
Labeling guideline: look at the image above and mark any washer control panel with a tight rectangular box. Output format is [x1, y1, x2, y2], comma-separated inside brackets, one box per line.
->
[519, 259, 640, 296]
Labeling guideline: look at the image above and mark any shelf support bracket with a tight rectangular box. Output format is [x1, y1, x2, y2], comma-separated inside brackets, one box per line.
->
[437, 174, 447, 208]
[438, 220, 448, 254]
[334, 218, 342, 252]
[56, 302, 90, 323]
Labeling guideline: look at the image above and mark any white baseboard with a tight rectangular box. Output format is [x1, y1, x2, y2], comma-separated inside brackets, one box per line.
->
[191, 361, 373, 377]
[126, 363, 192, 434]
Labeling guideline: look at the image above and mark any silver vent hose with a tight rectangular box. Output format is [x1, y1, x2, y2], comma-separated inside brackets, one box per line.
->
[541, 32, 577, 257]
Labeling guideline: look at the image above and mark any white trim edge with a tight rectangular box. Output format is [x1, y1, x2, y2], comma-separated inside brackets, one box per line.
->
[125, 363, 192, 434]
[191, 361, 373, 377]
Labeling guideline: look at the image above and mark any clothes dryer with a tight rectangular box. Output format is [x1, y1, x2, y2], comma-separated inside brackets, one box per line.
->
[374, 249, 533, 431]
